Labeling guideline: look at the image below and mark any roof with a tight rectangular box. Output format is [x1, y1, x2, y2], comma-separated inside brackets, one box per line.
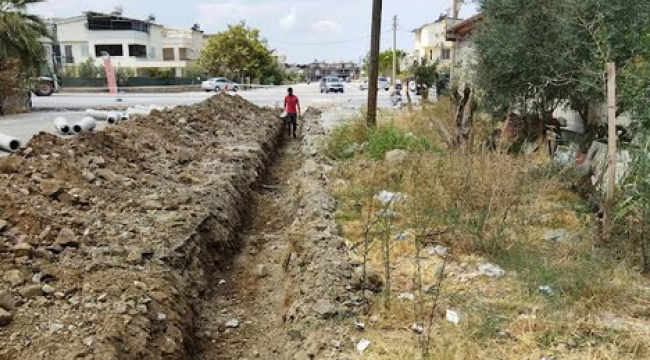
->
[412, 14, 462, 33]
[446, 13, 484, 40]
[53, 12, 162, 27]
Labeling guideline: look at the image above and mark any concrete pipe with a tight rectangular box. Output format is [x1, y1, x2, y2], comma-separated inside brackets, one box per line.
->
[0, 133, 21, 152]
[73, 117, 97, 133]
[54, 117, 71, 135]
[119, 112, 129, 122]
[106, 111, 120, 125]
[85, 109, 111, 121]
[126, 108, 152, 117]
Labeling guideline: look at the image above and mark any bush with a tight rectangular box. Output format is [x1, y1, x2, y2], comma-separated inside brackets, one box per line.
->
[326, 119, 369, 160]
[366, 124, 433, 160]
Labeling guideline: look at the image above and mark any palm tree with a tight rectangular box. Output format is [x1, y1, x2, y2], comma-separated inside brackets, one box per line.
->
[0, 0, 50, 65]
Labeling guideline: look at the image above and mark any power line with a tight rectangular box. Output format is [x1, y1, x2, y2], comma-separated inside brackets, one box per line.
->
[267, 30, 391, 47]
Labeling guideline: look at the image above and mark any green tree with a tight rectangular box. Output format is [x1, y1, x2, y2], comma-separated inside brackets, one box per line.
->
[474, 0, 575, 120]
[0, 0, 50, 65]
[410, 58, 438, 103]
[475, 0, 650, 128]
[363, 49, 407, 77]
[199, 22, 274, 81]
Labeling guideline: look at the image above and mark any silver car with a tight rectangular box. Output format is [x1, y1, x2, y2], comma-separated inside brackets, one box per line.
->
[201, 77, 240, 92]
[378, 77, 391, 91]
[320, 77, 345, 93]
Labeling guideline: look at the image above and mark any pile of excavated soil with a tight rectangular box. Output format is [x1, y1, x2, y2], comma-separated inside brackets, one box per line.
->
[0, 94, 283, 359]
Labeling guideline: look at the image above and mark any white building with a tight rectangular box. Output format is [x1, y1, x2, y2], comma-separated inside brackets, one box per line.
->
[49, 12, 205, 77]
[445, 13, 483, 87]
[412, 14, 460, 70]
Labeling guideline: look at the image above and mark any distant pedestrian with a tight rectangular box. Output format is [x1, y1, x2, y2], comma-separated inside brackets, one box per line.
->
[284, 87, 301, 139]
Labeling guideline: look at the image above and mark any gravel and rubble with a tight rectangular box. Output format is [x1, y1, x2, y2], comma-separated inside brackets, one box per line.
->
[189, 108, 359, 360]
[0, 93, 283, 359]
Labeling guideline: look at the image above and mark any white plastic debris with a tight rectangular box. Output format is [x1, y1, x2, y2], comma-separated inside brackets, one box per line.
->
[395, 233, 407, 241]
[376, 209, 398, 219]
[218, 279, 226, 286]
[225, 319, 240, 328]
[356, 339, 371, 354]
[355, 319, 365, 331]
[446, 310, 461, 325]
[411, 323, 424, 334]
[374, 191, 406, 206]
[397, 292, 415, 301]
[428, 245, 448, 257]
[538, 285, 555, 296]
[478, 263, 505, 278]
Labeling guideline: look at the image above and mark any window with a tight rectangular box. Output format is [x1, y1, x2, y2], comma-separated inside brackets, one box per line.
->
[64, 45, 74, 63]
[128, 44, 147, 58]
[163, 48, 175, 61]
[95, 44, 124, 57]
[441, 49, 451, 60]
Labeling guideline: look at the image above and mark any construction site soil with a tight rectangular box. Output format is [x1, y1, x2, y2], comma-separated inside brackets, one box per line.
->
[0, 94, 358, 359]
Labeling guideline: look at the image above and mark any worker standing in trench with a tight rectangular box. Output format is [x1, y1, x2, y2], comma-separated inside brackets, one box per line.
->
[284, 87, 301, 139]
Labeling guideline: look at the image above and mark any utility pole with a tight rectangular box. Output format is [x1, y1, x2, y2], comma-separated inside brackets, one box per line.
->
[392, 15, 397, 87]
[449, 0, 460, 82]
[367, 0, 383, 127]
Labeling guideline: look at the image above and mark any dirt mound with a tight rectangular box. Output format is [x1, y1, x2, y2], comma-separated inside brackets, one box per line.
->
[0, 94, 283, 359]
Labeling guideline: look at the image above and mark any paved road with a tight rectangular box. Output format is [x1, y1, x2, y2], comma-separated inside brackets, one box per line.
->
[0, 83, 394, 155]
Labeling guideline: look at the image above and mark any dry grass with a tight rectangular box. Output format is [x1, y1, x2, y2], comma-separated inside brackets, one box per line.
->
[329, 104, 650, 359]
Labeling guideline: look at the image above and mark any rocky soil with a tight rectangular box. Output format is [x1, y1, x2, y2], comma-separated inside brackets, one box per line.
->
[191, 110, 361, 360]
[0, 94, 283, 359]
[0, 95, 361, 360]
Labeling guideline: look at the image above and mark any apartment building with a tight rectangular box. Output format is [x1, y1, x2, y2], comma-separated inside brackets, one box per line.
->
[412, 14, 460, 69]
[304, 61, 360, 81]
[48, 12, 205, 77]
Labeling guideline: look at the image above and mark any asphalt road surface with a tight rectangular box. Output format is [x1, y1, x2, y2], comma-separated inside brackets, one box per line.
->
[0, 83, 395, 156]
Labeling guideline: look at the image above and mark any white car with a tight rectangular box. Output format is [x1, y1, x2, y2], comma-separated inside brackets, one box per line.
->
[359, 78, 368, 90]
[201, 77, 239, 92]
[378, 77, 391, 91]
[360, 77, 391, 91]
[320, 77, 345, 93]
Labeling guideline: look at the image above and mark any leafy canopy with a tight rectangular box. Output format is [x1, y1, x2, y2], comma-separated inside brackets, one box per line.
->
[0, 0, 50, 65]
[199, 22, 276, 80]
[474, 0, 650, 120]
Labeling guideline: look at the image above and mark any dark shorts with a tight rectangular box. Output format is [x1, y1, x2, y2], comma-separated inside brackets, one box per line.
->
[286, 113, 297, 125]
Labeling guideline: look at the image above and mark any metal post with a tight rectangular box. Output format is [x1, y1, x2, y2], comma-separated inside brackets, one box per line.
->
[392, 15, 397, 87]
[367, 0, 383, 127]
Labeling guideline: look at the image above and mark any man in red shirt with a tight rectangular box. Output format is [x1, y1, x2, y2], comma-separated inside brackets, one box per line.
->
[284, 87, 300, 139]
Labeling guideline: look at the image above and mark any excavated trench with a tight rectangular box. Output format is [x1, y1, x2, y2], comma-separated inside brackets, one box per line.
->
[189, 133, 302, 359]
[187, 111, 360, 360]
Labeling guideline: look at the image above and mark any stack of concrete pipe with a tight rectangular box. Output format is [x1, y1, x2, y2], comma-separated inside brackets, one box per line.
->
[0, 133, 21, 152]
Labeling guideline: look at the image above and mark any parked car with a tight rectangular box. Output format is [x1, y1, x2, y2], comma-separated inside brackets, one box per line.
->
[378, 77, 391, 91]
[360, 77, 392, 91]
[320, 77, 344, 93]
[201, 77, 239, 92]
[359, 78, 368, 90]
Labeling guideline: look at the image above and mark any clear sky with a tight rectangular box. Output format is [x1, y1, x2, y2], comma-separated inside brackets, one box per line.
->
[30, 0, 478, 64]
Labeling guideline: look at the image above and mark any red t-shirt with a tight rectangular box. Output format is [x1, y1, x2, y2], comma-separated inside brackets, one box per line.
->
[285, 95, 299, 114]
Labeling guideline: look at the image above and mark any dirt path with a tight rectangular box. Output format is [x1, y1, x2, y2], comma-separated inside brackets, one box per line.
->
[191, 136, 303, 359]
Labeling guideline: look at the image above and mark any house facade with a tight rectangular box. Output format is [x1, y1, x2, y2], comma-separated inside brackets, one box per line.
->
[445, 13, 484, 87]
[48, 12, 205, 77]
[304, 61, 360, 81]
[413, 14, 461, 69]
